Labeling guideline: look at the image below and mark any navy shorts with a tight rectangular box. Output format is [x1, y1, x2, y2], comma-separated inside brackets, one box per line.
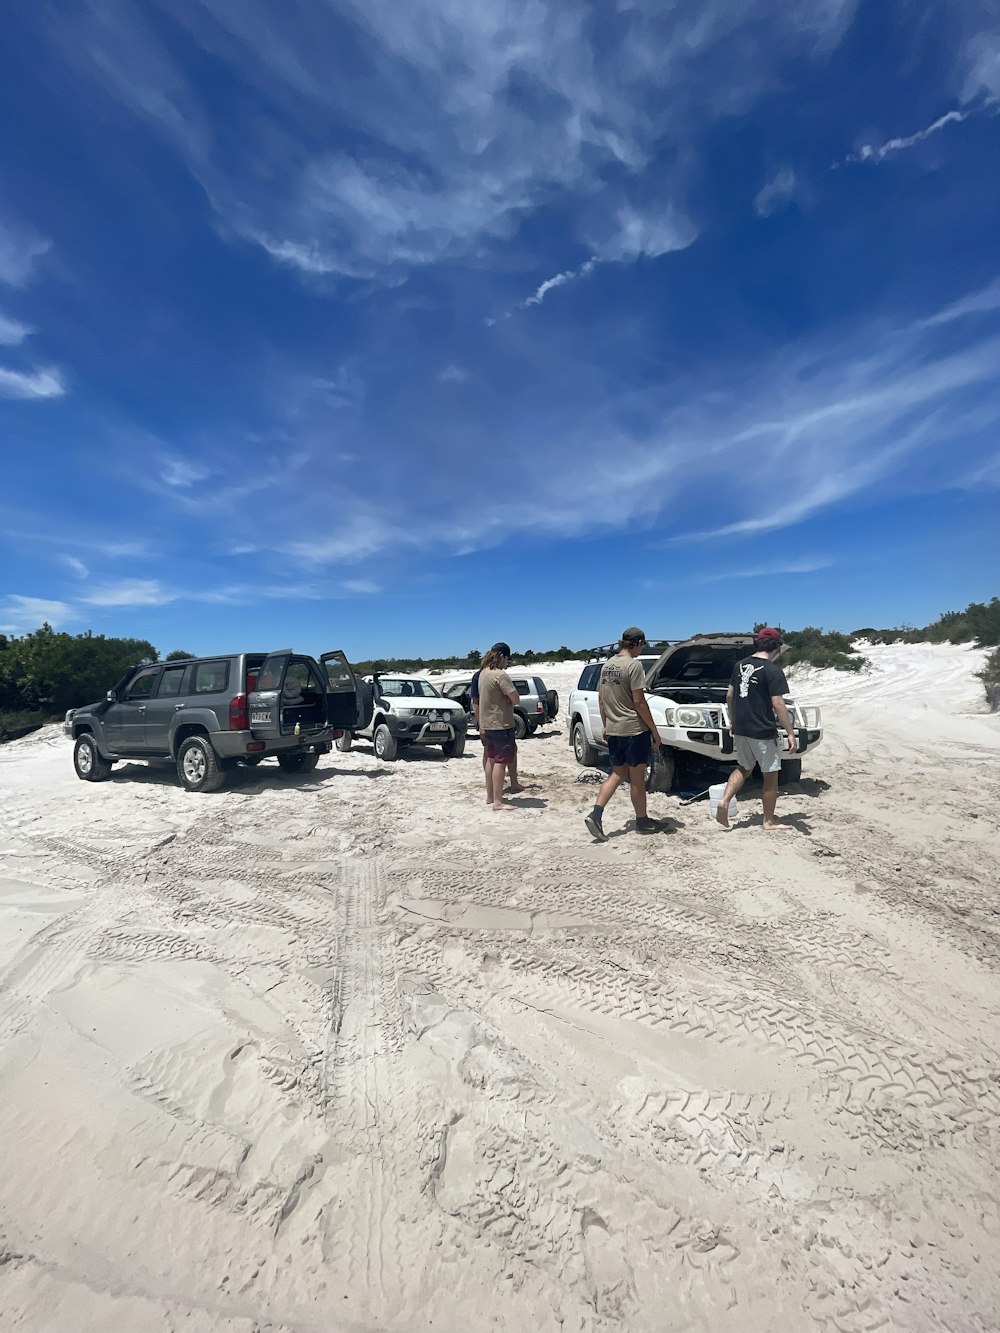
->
[607, 731, 651, 768]
[484, 728, 517, 763]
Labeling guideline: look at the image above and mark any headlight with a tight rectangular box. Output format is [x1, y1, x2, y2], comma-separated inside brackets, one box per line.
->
[676, 706, 704, 727]
[661, 708, 677, 727]
[394, 706, 415, 717]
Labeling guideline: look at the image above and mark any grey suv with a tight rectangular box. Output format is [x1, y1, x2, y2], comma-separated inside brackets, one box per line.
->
[438, 672, 558, 739]
[69, 648, 371, 793]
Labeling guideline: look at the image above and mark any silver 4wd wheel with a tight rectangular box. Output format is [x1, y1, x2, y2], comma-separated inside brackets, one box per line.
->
[513, 711, 528, 741]
[374, 722, 398, 761]
[177, 735, 226, 793]
[74, 734, 113, 782]
[572, 720, 599, 768]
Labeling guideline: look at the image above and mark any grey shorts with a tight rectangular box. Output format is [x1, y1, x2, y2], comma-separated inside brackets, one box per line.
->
[734, 736, 782, 773]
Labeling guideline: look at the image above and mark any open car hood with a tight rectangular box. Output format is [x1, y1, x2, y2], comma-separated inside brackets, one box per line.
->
[645, 634, 755, 689]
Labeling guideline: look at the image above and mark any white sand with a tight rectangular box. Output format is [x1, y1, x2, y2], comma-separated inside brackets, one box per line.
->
[0, 643, 998, 1331]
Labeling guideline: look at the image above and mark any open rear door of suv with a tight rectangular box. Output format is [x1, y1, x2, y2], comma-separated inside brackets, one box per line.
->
[247, 650, 292, 740]
[320, 651, 366, 731]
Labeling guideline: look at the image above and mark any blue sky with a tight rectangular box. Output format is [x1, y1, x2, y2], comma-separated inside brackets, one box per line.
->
[1, 0, 998, 661]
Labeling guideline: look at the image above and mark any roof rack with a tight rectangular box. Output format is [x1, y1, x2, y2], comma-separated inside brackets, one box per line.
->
[585, 639, 676, 663]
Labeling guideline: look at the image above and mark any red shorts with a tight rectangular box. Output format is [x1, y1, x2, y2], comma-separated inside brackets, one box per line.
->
[484, 728, 517, 763]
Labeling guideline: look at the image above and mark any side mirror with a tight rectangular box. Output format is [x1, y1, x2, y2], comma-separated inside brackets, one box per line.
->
[372, 681, 383, 700]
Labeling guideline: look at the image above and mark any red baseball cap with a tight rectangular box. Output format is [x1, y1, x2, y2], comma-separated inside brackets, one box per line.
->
[756, 626, 782, 643]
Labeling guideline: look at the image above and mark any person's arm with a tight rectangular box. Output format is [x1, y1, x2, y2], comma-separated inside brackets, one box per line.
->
[632, 689, 662, 746]
[726, 684, 734, 734]
[771, 695, 797, 752]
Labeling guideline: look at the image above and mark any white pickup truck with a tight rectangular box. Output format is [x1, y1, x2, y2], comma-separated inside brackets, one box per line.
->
[567, 634, 823, 791]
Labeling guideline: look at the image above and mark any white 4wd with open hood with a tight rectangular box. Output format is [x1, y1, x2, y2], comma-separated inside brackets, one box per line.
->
[568, 634, 823, 791]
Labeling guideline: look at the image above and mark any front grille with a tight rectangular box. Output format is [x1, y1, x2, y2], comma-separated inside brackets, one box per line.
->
[411, 708, 449, 719]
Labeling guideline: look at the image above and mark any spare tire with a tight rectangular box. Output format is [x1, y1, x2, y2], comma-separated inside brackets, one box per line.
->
[546, 689, 559, 720]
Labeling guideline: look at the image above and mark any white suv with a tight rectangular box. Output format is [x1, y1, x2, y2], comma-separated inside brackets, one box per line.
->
[567, 635, 823, 790]
[338, 673, 467, 761]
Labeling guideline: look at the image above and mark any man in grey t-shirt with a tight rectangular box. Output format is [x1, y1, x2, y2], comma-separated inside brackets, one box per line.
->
[584, 628, 664, 841]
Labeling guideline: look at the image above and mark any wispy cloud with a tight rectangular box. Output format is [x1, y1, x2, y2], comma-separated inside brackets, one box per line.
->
[60, 555, 89, 579]
[342, 578, 381, 595]
[438, 364, 468, 384]
[753, 167, 798, 217]
[55, 1, 856, 283]
[159, 455, 211, 488]
[0, 366, 65, 399]
[0, 313, 32, 346]
[695, 558, 833, 582]
[82, 579, 176, 608]
[0, 213, 51, 288]
[845, 99, 998, 165]
[0, 594, 75, 634]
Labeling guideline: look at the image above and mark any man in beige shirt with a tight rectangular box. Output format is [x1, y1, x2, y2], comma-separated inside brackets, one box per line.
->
[585, 627, 663, 840]
[477, 641, 521, 812]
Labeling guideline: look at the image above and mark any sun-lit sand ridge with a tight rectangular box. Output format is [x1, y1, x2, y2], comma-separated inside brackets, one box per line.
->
[0, 642, 997, 1331]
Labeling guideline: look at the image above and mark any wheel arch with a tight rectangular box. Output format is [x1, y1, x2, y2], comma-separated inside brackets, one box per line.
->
[171, 722, 211, 757]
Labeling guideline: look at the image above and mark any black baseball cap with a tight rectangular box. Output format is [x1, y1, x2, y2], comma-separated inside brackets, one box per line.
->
[489, 641, 512, 656]
[621, 627, 646, 645]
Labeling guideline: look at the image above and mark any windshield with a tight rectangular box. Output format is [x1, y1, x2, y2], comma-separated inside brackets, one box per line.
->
[378, 677, 441, 698]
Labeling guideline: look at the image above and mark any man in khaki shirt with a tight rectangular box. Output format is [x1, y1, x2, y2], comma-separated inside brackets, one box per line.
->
[585, 627, 663, 840]
[477, 641, 521, 812]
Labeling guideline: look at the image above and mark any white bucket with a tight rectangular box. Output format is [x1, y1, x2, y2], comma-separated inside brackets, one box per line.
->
[708, 783, 737, 822]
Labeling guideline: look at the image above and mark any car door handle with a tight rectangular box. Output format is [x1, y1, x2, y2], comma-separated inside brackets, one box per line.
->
[137, 705, 146, 713]
[174, 703, 185, 710]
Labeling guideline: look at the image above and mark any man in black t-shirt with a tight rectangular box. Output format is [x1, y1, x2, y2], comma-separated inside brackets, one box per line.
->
[715, 627, 797, 831]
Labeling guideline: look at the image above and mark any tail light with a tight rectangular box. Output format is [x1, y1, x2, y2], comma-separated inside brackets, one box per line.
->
[229, 693, 248, 730]
[535, 701, 544, 712]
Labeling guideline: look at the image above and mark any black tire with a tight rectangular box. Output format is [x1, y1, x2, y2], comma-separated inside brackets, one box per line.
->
[513, 711, 528, 741]
[336, 731, 354, 753]
[241, 755, 264, 767]
[278, 751, 320, 774]
[442, 734, 466, 758]
[646, 744, 676, 793]
[373, 722, 398, 761]
[779, 758, 802, 785]
[546, 689, 559, 720]
[74, 734, 113, 782]
[177, 735, 226, 793]
[572, 720, 599, 768]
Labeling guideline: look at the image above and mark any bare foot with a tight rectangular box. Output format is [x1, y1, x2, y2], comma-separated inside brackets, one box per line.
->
[492, 802, 518, 813]
[507, 783, 525, 794]
[763, 820, 792, 832]
[715, 804, 731, 829]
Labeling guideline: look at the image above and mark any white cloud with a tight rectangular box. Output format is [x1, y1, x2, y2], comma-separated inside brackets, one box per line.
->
[438, 364, 468, 384]
[159, 455, 211, 488]
[0, 366, 65, 399]
[753, 167, 798, 217]
[696, 558, 833, 581]
[82, 579, 176, 608]
[917, 274, 1000, 328]
[0, 595, 75, 633]
[342, 579, 381, 595]
[845, 96, 999, 167]
[0, 313, 32, 345]
[56, 0, 858, 281]
[60, 555, 89, 578]
[0, 214, 50, 288]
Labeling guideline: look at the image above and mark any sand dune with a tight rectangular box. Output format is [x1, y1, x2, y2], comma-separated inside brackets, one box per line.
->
[0, 643, 997, 1331]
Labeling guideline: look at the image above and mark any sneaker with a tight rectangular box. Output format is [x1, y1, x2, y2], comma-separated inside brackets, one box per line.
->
[585, 813, 608, 842]
[635, 816, 658, 834]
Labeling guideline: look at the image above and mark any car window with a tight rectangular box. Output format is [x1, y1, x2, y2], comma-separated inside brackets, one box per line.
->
[282, 661, 320, 696]
[511, 679, 531, 695]
[533, 677, 546, 695]
[124, 668, 160, 701]
[579, 665, 601, 691]
[322, 656, 354, 692]
[442, 683, 467, 700]
[191, 660, 230, 695]
[379, 678, 441, 698]
[157, 665, 187, 698]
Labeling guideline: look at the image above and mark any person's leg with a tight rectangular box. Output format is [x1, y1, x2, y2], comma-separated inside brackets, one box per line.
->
[762, 771, 789, 829]
[595, 767, 625, 810]
[627, 764, 647, 820]
[483, 748, 494, 804]
[715, 765, 750, 828]
[507, 749, 523, 793]
[492, 760, 515, 811]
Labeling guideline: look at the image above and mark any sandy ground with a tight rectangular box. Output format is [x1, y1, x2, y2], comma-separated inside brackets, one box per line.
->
[0, 642, 998, 1332]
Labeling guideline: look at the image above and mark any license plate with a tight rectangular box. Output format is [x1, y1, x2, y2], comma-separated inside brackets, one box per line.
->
[428, 723, 448, 732]
[250, 711, 271, 726]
